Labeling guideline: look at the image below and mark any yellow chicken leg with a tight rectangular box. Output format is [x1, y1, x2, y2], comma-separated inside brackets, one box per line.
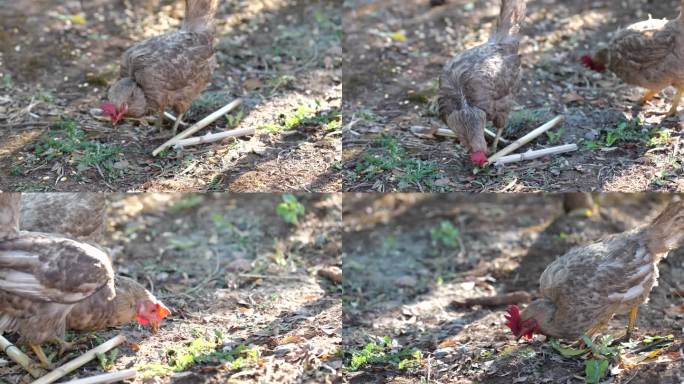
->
[625, 306, 638, 340]
[30, 344, 53, 369]
[666, 88, 683, 117]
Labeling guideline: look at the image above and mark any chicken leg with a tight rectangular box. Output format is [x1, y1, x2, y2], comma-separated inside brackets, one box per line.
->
[30, 344, 54, 369]
[157, 109, 165, 133]
[666, 88, 682, 117]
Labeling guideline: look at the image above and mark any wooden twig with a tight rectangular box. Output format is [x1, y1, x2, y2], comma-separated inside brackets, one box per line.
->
[450, 291, 532, 308]
[488, 115, 565, 164]
[153, 99, 243, 156]
[238, 273, 305, 281]
[32, 335, 126, 384]
[0, 334, 43, 378]
[410, 126, 511, 144]
[493, 144, 578, 166]
[60, 369, 137, 384]
[164, 112, 188, 127]
[174, 127, 256, 149]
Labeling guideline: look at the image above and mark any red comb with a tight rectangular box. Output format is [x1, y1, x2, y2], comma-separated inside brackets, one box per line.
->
[580, 55, 605, 72]
[505, 305, 522, 335]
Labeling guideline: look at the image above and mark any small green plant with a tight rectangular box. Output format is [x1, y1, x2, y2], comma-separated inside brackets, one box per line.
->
[648, 129, 672, 147]
[169, 194, 204, 213]
[583, 119, 649, 149]
[346, 336, 422, 372]
[355, 134, 442, 191]
[34, 117, 121, 173]
[137, 334, 259, 379]
[430, 221, 460, 248]
[276, 194, 305, 225]
[96, 348, 120, 370]
[546, 128, 564, 144]
[225, 109, 244, 129]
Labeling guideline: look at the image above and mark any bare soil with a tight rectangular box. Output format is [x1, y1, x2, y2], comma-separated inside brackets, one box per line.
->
[342, 0, 684, 192]
[0, 193, 342, 383]
[0, 0, 341, 192]
[342, 193, 684, 383]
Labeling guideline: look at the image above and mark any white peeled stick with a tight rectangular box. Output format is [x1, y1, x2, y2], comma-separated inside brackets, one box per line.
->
[493, 144, 578, 166]
[174, 127, 255, 150]
[153, 98, 243, 156]
[487, 115, 565, 164]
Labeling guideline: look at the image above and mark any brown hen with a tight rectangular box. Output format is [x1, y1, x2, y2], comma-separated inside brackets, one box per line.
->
[102, 0, 219, 133]
[507, 200, 684, 341]
[0, 193, 20, 241]
[582, 0, 684, 116]
[438, 0, 526, 166]
[20, 193, 106, 243]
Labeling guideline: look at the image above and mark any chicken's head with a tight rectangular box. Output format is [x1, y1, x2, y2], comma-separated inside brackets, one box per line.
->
[102, 77, 146, 126]
[100, 102, 127, 126]
[580, 49, 608, 72]
[447, 107, 488, 167]
[505, 304, 539, 340]
[136, 299, 171, 333]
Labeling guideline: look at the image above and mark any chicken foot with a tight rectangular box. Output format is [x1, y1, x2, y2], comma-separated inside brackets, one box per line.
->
[30, 344, 54, 370]
[666, 87, 682, 117]
[611, 306, 640, 345]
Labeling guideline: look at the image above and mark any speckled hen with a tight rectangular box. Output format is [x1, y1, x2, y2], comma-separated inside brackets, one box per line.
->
[582, 0, 684, 116]
[20, 193, 106, 243]
[506, 200, 684, 341]
[101, 0, 219, 133]
[438, 0, 526, 166]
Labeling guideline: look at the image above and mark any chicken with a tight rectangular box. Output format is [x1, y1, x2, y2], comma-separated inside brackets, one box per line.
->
[506, 200, 684, 341]
[438, 0, 526, 166]
[101, 0, 219, 134]
[20, 193, 106, 242]
[0, 234, 171, 369]
[0, 193, 20, 241]
[0, 232, 116, 368]
[581, 0, 684, 116]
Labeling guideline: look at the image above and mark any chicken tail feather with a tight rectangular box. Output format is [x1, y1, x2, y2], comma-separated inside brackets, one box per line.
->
[494, 0, 526, 39]
[183, 0, 219, 34]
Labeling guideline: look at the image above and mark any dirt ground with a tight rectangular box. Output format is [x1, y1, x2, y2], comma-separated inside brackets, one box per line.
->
[342, 194, 684, 383]
[0, 0, 341, 192]
[342, 0, 684, 192]
[0, 193, 342, 383]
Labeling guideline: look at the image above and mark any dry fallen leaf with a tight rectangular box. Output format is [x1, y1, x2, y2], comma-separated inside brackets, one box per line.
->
[438, 338, 459, 348]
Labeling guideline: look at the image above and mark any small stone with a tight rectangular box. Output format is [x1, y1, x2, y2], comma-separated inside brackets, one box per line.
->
[433, 347, 454, 358]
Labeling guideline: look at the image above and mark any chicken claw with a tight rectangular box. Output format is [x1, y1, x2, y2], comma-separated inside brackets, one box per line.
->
[30, 344, 54, 370]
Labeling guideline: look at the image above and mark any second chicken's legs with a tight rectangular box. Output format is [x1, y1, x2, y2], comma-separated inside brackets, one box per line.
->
[666, 88, 682, 117]
[30, 344, 53, 369]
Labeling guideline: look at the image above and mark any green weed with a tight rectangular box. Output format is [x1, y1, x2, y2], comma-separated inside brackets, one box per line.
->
[430, 221, 460, 248]
[583, 119, 649, 149]
[137, 334, 259, 379]
[34, 117, 121, 174]
[345, 336, 422, 372]
[355, 134, 442, 191]
[276, 194, 305, 225]
[169, 194, 204, 213]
